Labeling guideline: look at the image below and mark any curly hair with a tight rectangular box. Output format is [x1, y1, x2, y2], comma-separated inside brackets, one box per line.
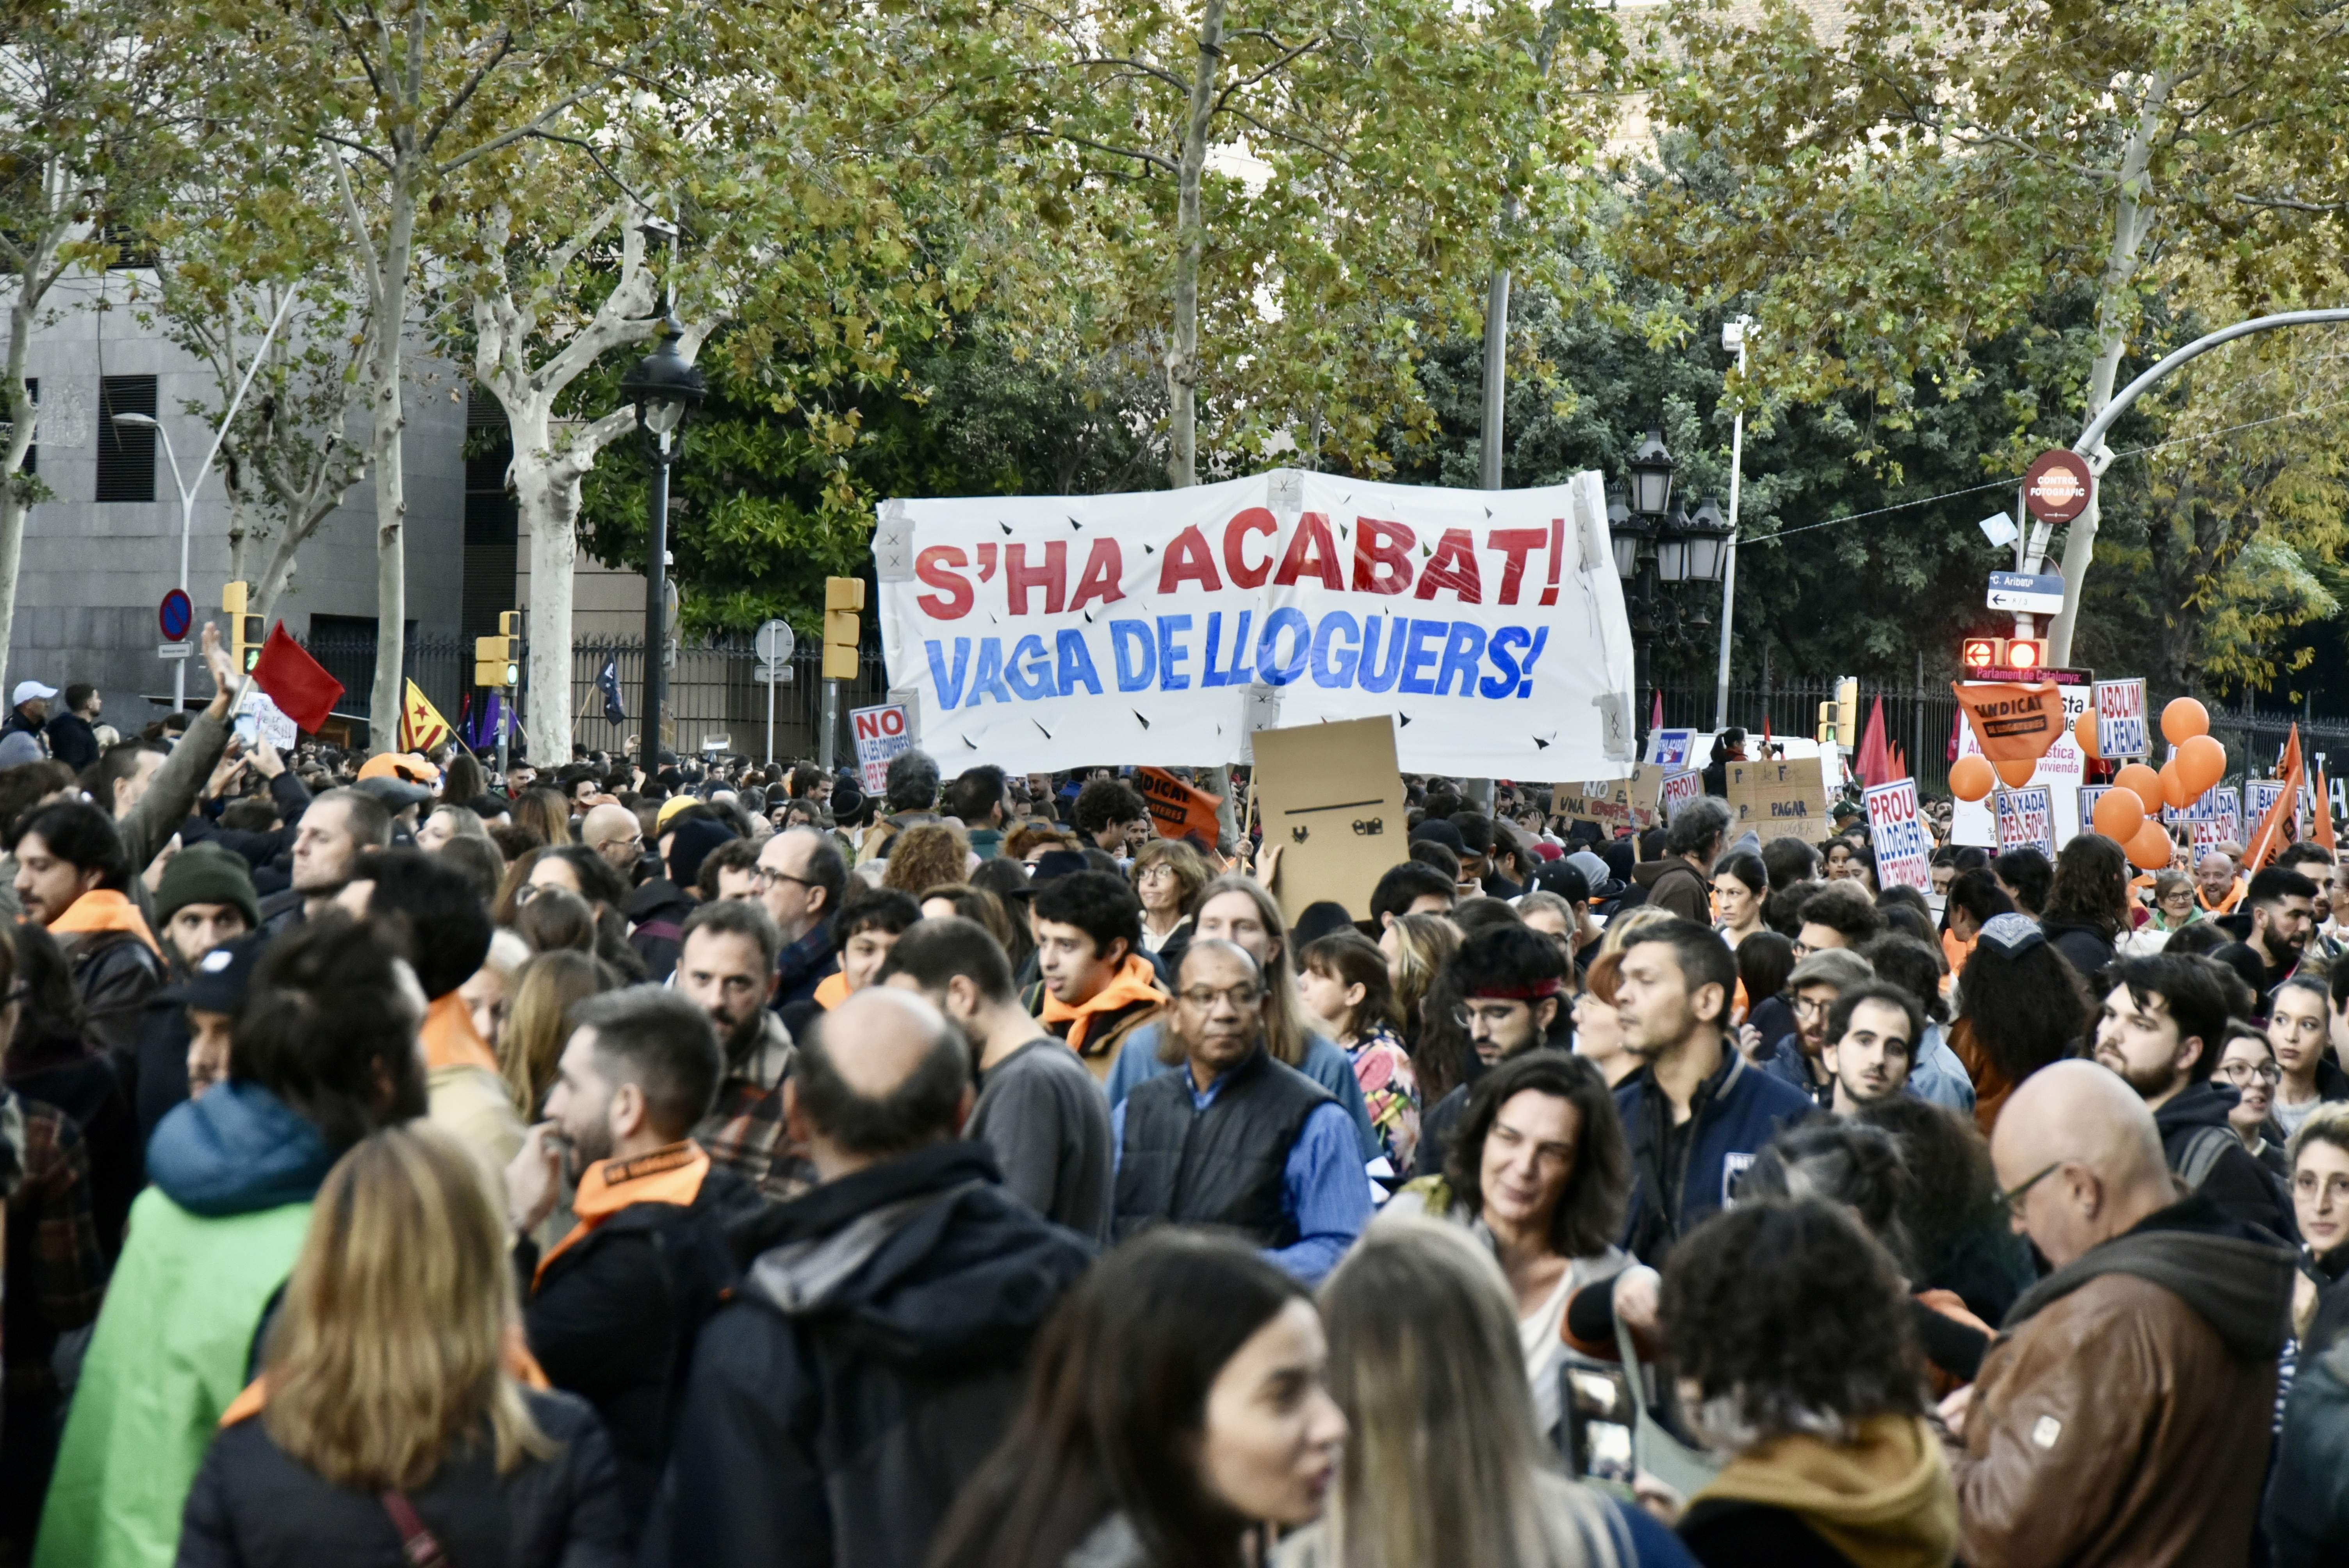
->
[881, 822, 972, 896]
[1441, 1051, 1629, 1258]
[1952, 933, 2090, 1086]
[1661, 1198, 1927, 1453]
[1741, 1120, 1916, 1274]
[2043, 832, 2130, 941]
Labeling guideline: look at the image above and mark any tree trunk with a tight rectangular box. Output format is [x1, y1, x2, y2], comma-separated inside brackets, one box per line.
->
[365, 188, 417, 748]
[1479, 267, 1510, 490]
[513, 421, 577, 768]
[2046, 70, 2172, 666]
[1164, 0, 1225, 490]
[0, 294, 37, 699]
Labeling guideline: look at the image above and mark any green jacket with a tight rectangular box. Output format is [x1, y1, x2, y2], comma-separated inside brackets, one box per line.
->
[35, 1187, 314, 1568]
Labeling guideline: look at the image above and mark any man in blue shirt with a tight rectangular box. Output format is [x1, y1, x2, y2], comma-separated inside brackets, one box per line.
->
[1110, 939, 1369, 1282]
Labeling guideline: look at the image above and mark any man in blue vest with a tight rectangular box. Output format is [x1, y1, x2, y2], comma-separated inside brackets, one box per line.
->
[1110, 939, 1369, 1283]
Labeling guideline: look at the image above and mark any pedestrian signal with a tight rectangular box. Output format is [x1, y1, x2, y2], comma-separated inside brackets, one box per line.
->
[1961, 637, 2000, 671]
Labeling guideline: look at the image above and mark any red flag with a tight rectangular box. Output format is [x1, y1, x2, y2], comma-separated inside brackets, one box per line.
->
[249, 623, 344, 734]
[2318, 762, 2338, 853]
[1948, 709, 1962, 763]
[1650, 688, 1664, 731]
[2244, 725, 2304, 872]
[1854, 695, 1896, 787]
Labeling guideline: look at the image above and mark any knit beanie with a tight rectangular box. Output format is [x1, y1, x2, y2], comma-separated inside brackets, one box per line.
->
[156, 843, 262, 931]
[665, 816, 738, 889]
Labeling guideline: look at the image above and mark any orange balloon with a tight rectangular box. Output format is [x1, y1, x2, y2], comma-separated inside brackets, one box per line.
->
[2158, 759, 2190, 809]
[2074, 709, 2101, 761]
[1948, 755, 1994, 802]
[2128, 818, 2175, 871]
[2092, 786, 2144, 843]
[2114, 762, 2165, 814]
[2162, 697, 2210, 745]
[1995, 756, 2039, 789]
[2175, 733, 2226, 798]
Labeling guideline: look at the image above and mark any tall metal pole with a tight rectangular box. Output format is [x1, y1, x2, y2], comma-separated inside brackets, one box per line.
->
[642, 431, 671, 771]
[1712, 319, 1750, 732]
[819, 676, 839, 772]
[1466, 267, 1510, 809]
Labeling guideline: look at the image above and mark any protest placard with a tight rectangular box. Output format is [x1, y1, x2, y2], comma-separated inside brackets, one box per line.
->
[1252, 717, 1409, 917]
[1996, 786, 2056, 857]
[1725, 756, 1832, 843]
[875, 469, 1638, 777]
[1647, 729, 1698, 769]
[849, 702, 913, 794]
[2094, 679, 2149, 760]
[1554, 766, 1670, 835]
[1950, 684, 2090, 847]
[1134, 767, 1225, 841]
[1864, 779, 1932, 892]
[1660, 769, 1705, 822]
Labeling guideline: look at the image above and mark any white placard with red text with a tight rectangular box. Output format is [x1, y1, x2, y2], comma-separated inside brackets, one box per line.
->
[873, 469, 1637, 776]
[1865, 779, 1933, 891]
[1950, 686, 2090, 847]
[850, 702, 913, 794]
[1996, 786, 2057, 857]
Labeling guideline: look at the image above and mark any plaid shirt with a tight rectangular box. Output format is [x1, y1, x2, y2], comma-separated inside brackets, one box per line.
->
[694, 1011, 816, 1203]
[4, 1089, 109, 1404]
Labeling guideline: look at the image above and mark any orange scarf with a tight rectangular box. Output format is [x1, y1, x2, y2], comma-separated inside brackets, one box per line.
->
[813, 969, 850, 1010]
[2199, 880, 2244, 915]
[533, 1140, 711, 1288]
[421, 991, 499, 1075]
[51, 888, 160, 956]
[220, 1325, 549, 1427]
[1039, 953, 1166, 1055]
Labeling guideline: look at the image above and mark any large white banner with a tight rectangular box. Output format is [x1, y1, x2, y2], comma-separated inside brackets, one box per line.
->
[872, 469, 1637, 777]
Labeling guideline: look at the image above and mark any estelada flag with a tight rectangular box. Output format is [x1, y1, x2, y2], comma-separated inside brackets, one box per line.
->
[2245, 725, 2304, 872]
[399, 679, 453, 754]
[248, 624, 344, 734]
[1134, 766, 1225, 843]
[1949, 681, 2064, 763]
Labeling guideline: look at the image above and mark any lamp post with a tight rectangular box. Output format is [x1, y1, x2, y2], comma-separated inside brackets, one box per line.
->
[619, 314, 705, 771]
[112, 287, 299, 712]
[1713, 315, 1751, 730]
[1610, 429, 1731, 747]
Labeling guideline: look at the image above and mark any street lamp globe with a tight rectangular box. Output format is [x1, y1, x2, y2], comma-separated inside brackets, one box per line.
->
[621, 315, 706, 443]
[1628, 424, 1675, 518]
[1607, 496, 1646, 580]
[1685, 497, 1733, 584]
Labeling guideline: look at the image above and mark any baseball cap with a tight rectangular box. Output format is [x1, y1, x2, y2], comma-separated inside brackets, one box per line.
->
[160, 932, 266, 1015]
[12, 679, 57, 707]
[1529, 859, 1592, 904]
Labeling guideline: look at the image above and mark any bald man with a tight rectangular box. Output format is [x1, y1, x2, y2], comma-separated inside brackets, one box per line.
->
[581, 802, 649, 884]
[652, 987, 1094, 1568]
[1946, 1060, 2294, 1567]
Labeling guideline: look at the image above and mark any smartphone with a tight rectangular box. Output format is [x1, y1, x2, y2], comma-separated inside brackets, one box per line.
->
[1563, 1364, 1638, 1486]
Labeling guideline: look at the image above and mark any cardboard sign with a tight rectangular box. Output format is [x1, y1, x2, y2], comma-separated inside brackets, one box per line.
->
[2094, 679, 2149, 761]
[1996, 786, 2056, 857]
[1646, 728, 1698, 769]
[1134, 766, 1225, 842]
[1725, 756, 1832, 844]
[1554, 766, 1669, 835]
[850, 702, 913, 794]
[1864, 779, 1932, 892]
[1659, 768, 1706, 822]
[1252, 716, 1409, 919]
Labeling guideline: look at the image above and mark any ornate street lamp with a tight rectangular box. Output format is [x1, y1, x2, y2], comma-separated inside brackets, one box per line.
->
[620, 314, 705, 768]
[1628, 424, 1676, 519]
[1683, 497, 1734, 585]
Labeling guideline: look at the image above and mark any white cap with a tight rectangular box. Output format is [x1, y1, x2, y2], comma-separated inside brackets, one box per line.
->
[12, 680, 57, 707]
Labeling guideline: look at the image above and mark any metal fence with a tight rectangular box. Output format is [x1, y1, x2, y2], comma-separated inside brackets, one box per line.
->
[299, 631, 893, 762]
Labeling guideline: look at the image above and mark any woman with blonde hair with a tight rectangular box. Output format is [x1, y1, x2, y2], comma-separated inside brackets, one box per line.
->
[1380, 911, 1462, 1055]
[511, 787, 574, 848]
[882, 821, 974, 896]
[178, 1124, 628, 1564]
[498, 949, 622, 1117]
[1279, 1219, 1686, 1568]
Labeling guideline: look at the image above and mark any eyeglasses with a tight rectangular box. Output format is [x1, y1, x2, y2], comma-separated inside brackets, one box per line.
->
[1998, 1159, 2070, 1213]
[2219, 1060, 2284, 1087]
[1452, 1001, 1531, 1031]
[1791, 995, 1834, 1019]
[2296, 1171, 2349, 1204]
[1178, 983, 1263, 1010]
[752, 866, 815, 890]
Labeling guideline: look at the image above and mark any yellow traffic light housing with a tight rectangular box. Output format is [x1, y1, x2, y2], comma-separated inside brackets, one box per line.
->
[822, 576, 864, 681]
[474, 611, 520, 688]
[1834, 676, 1858, 748]
[221, 581, 264, 672]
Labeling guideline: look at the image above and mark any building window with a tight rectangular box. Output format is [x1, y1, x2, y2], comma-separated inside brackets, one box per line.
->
[96, 375, 157, 502]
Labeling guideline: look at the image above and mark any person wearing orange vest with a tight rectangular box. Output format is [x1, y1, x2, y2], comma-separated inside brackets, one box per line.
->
[506, 986, 764, 1529]
[2196, 849, 2246, 915]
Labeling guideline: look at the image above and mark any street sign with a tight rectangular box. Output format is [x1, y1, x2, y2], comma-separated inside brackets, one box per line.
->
[1965, 664, 2093, 686]
[754, 661, 793, 685]
[158, 588, 192, 641]
[754, 618, 796, 664]
[157, 641, 191, 660]
[700, 733, 732, 751]
[1987, 571, 2065, 615]
[2023, 449, 2095, 523]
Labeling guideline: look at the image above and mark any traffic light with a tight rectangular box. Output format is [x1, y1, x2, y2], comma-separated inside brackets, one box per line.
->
[221, 581, 264, 672]
[474, 611, 520, 688]
[1834, 676, 1858, 747]
[2002, 636, 2049, 672]
[1961, 636, 2000, 672]
[823, 576, 864, 681]
[1959, 635, 2051, 674]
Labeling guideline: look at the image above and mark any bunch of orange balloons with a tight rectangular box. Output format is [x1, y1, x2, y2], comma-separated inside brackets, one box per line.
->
[1955, 693, 2229, 871]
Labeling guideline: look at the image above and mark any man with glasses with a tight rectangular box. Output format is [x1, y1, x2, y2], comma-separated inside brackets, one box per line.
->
[1761, 948, 1872, 1105]
[2092, 954, 2290, 1238]
[754, 826, 848, 1010]
[580, 802, 651, 885]
[1948, 1059, 2294, 1568]
[1110, 939, 1368, 1282]
[675, 898, 814, 1201]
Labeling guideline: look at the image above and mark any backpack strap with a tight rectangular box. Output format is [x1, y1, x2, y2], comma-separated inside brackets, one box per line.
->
[2174, 1124, 2238, 1192]
[379, 1493, 447, 1568]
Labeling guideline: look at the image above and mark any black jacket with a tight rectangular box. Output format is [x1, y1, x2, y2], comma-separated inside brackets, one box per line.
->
[61, 928, 166, 1062]
[644, 1141, 1094, 1568]
[44, 711, 98, 770]
[2038, 912, 2118, 984]
[622, 879, 697, 984]
[516, 1160, 768, 1525]
[2153, 1081, 2294, 1241]
[175, 1388, 632, 1568]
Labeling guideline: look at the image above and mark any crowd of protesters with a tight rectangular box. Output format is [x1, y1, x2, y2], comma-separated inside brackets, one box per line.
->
[2, 648, 2347, 1566]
